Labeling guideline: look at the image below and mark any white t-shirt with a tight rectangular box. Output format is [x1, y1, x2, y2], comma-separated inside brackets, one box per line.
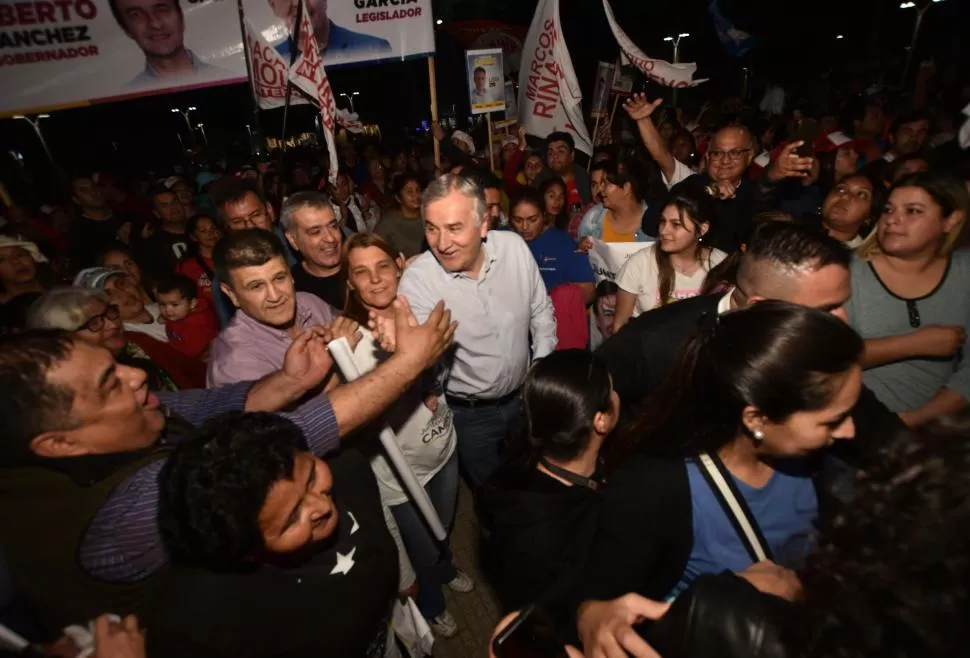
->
[352, 330, 457, 506]
[123, 303, 169, 342]
[616, 244, 727, 316]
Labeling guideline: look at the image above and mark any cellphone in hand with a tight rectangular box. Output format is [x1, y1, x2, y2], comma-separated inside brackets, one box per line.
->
[792, 118, 820, 158]
[492, 604, 569, 658]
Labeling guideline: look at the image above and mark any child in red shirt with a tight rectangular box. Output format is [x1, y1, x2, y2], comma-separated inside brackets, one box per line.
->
[155, 275, 220, 360]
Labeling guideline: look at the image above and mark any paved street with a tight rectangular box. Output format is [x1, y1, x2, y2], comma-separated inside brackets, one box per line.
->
[431, 482, 502, 658]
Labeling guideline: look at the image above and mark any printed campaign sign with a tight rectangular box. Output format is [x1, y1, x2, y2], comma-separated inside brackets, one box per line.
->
[588, 239, 653, 283]
[0, 0, 435, 116]
[0, 0, 247, 115]
[590, 60, 614, 119]
[466, 47, 504, 115]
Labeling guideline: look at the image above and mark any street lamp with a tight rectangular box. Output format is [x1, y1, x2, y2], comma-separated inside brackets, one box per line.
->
[171, 106, 197, 145]
[12, 114, 54, 166]
[196, 123, 209, 147]
[435, 18, 443, 25]
[663, 33, 690, 107]
[836, 34, 844, 39]
[900, 0, 946, 84]
[339, 91, 360, 114]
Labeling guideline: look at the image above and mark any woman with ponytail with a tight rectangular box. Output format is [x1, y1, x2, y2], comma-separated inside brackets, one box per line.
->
[581, 301, 864, 605]
[482, 350, 620, 617]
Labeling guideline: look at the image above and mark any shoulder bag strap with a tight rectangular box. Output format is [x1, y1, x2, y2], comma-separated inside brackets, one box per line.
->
[697, 452, 773, 563]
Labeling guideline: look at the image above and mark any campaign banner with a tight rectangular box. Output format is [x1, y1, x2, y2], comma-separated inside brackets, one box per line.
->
[466, 47, 504, 115]
[242, 0, 435, 71]
[0, 0, 247, 115]
[602, 0, 706, 88]
[590, 60, 614, 119]
[0, 0, 435, 116]
[588, 239, 653, 283]
[517, 0, 592, 155]
[611, 58, 634, 95]
[245, 18, 294, 110]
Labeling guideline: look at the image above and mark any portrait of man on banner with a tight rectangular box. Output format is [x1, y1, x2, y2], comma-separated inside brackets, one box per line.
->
[266, 0, 391, 59]
[466, 48, 505, 115]
[111, 0, 229, 88]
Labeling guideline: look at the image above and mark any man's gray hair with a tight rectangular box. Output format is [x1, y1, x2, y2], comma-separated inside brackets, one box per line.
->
[421, 174, 488, 226]
[26, 287, 111, 332]
[279, 191, 334, 232]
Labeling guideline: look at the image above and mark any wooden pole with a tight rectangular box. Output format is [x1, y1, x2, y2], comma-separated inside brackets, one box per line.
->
[588, 112, 603, 171]
[605, 94, 621, 141]
[427, 55, 441, 171]
[236, 0, 265, 154]
[486, 111, 495, 172]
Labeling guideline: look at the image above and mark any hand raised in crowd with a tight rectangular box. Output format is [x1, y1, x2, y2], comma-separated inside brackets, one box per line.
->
[328, 316, 363, 351]
[577, 594, 669, 658]
[517, 125, 529, 151]
[281, 326, 334, 392]
[431, 121, 447, 142]
[578, 236, 595, 253]
[373, 297, 457, 370]
[623, 93, 663, 122]
[766, 141, 815, 182]
[913, 325, 966, 358]
[93, 615, 146, 658]
[738, 560, 802, 601]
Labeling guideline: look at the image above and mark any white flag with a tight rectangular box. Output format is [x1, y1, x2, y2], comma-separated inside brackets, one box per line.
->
[517, 0, 593, 155]
[288, 0, 339, 182]
[603, 0, 707, 88]
[244, 20, 294, 110]
[336, 109, 365, 134]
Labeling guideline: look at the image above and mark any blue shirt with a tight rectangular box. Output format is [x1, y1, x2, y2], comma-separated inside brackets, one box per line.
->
[528, 228, 594, 292]
[673, 458, 818, 597]
[275, 21, 391, 60]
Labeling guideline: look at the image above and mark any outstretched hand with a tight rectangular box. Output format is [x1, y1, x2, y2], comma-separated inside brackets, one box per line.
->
[766, 141, 816, 182]
[623, 93, 663, 122]
[282, 326, 334, 393]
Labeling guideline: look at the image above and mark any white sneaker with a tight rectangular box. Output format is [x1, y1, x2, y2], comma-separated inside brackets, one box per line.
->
[429, 610, 459, 638]
[446, 569, 475, 593]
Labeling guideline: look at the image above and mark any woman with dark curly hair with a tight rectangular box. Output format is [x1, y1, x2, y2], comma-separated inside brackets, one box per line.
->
[579, 416, 970, 658]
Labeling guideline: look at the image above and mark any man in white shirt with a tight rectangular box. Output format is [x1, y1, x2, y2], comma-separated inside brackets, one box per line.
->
[395, 174, 557, 486]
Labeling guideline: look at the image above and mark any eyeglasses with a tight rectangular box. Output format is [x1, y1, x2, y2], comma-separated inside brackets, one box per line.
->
[81, 305, 121, 333]
[708, 148, 752, 162]
[906, 299, 920, 329]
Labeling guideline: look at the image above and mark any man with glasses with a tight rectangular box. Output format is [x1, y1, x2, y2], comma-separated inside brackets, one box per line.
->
[665, 124, 814, 252]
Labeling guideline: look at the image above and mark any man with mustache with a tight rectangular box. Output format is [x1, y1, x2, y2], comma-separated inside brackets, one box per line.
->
[207, 228, 345, 388]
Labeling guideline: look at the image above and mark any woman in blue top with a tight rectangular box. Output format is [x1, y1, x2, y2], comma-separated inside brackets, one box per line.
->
[580, 301, 863, 604]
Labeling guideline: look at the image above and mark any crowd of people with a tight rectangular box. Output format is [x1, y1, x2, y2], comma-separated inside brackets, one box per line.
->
[0, 67, 969, 658]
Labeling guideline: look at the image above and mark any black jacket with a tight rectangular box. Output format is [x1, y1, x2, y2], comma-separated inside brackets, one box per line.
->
[646, 572, 792, 658]
[595, 294, 904, 468]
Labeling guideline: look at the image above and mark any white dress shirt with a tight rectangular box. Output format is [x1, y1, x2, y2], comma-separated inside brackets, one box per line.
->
[398, 230, 558, 399]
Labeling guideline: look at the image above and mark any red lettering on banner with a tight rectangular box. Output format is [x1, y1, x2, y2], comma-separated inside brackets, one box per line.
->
[0, 0, 96, 26]
[355, 7, 420, 22]
[524, 17, 560, 120]
[0, 43, 98, 65]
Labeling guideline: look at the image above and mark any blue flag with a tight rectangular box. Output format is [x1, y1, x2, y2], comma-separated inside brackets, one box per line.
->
[709, 0, 757, 57]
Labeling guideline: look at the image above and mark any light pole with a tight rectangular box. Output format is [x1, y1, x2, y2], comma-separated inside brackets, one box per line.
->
[339, 91, 360, 114]
[12, 114, 54, 166]
[171, 106, 197, 145]
[663, 33, 690, 108]
[900, 0, 945, 85]
[196, 123, 209, 147]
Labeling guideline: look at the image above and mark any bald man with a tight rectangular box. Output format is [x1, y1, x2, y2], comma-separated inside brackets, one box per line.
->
[653, 124, 813, 252]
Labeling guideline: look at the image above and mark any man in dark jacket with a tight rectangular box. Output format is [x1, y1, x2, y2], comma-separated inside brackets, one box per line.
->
[596, 220, 902, 462]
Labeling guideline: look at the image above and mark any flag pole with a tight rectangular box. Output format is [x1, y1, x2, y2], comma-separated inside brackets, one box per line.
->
[486, 111, 495, 171]
[427, 55, 441, 171]
[278, 0, 303, 162]
[236, 0, 265, 154]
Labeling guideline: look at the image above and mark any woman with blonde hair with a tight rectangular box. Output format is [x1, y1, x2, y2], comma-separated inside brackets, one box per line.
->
[847, 171, 970, 427]
[342, 232, 471, 639]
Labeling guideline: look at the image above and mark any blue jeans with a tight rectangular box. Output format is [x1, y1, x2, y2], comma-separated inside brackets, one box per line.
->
[450, 397, 522, 489]
[390, 453, 460, 619]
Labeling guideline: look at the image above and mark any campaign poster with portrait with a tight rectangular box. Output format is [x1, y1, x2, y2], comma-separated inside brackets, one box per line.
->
[466, 47, 504, 115]
[0, 0, 247, 115]
[243, 0, 435, 70]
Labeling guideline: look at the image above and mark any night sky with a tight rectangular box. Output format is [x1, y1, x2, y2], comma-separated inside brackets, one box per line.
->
[0, 0, 966, 189]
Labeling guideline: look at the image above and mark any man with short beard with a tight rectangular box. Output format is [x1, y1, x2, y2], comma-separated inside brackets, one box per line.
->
[282, 192, 345, 309]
